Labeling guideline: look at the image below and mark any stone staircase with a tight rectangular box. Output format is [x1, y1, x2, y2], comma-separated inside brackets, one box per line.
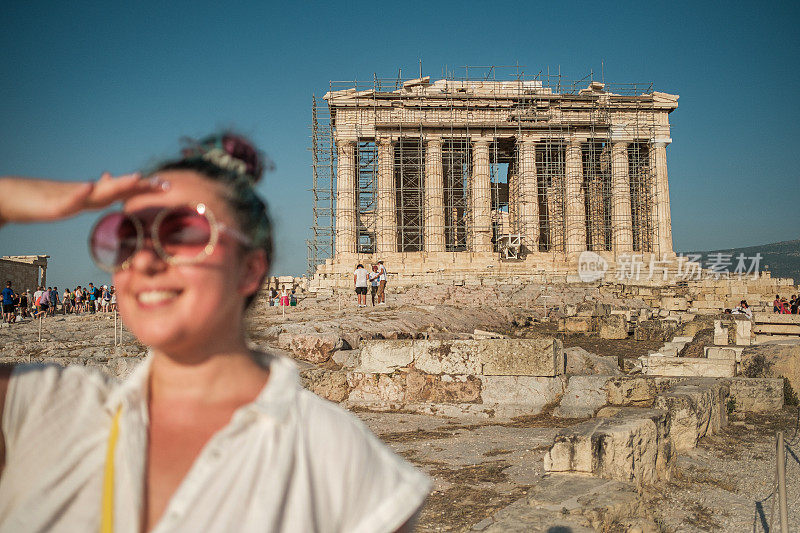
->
[752, 312, 800, 344]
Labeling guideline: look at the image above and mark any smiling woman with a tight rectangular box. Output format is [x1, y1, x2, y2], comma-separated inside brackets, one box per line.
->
[0, 133, 430, 533]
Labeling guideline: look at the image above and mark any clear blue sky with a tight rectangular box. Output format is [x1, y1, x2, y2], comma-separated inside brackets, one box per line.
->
[2, 0, 799, 289]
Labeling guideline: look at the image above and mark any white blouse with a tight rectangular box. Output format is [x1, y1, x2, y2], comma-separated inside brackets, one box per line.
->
[0, 354, 430, 532]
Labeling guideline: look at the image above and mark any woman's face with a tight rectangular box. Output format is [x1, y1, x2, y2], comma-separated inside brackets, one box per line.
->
[113, 170, 264, 355]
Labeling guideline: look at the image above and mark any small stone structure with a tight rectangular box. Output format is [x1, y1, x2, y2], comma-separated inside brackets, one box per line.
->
[0, 255, 48, 292]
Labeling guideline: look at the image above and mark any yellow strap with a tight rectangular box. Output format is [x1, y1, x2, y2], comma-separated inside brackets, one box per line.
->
[101, 407, 122, 533]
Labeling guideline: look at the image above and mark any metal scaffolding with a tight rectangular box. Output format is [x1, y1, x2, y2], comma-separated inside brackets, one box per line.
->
[308, 66, 664, 275]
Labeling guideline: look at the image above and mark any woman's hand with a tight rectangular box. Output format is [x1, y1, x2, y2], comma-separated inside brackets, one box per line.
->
[0, 172, 163, 226]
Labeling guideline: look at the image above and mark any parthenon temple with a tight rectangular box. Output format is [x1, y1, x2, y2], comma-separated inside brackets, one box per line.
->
[309, 70, 679, 287]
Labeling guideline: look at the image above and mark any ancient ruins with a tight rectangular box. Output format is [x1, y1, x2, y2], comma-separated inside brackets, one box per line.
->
[0, 254, 49, 291]
[308, 72, 678, 287]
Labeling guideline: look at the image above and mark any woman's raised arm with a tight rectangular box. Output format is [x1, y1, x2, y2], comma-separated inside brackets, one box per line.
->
[0, 172, 165, 227]
[0, 173, 164, 473]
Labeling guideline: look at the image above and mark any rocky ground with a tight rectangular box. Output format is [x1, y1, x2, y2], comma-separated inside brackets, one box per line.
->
[1, 294, 798, 532]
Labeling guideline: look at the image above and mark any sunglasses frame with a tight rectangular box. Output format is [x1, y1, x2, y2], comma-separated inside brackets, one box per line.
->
[89, 203, 251, 273]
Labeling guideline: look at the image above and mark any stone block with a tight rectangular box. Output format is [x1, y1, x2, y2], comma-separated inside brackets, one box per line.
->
[554, 376, 610, 418]
[413, 341, 484, 375]
[481, 375, 565, 410]
[277, 332, 340, 364]
[561, 316, 594, 333]
[705, 347, 737, 362]
[654, 382, 728, 451]
[301, 368, 349, 403]
[564, 347, 621, 376]
[357, 340, 415, 373]
[641, 356, 736, 378]
[728, 377, 784, 412]
[713, 321, 729, 345]
[346, 372, 406, 404]
[544, 407, 674, 485]
[741, 344, 800, 399]
[661, 296, 688, 311]
[605, 377, 656, 406]
[479, 339, 564, 377]
[597, 314, 628, 339]
[404, 370, 482, 403]
[734, 320, 752, 346]
[634, 319, 678, 342]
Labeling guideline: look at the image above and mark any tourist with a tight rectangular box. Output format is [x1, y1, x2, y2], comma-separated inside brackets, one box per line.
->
[280, 287, 290, 307]
[49, 286, 60, 316]
[87, 282, 97, 313]
[377, 260, 388, 305]
[63, 287, 72, 314]
[354, 263, 369, 307]
[780, 297, 790, 314]
[109, 286, 117, 312]
[369, 264, 379, 306]
[732, 300, 752, 320]
[0, 133, 429, 531]
[791, 295, 798, 315]
[774, 295, 782, 313]
[74, 285, 84, 313]
[38, 286, 51, 317]
[19, 290, 29, 318]
[2, 281, 16, 324]
[289, 289, 297, 307]
[32, 286, 43, 315]
[102, 284, 112, 312]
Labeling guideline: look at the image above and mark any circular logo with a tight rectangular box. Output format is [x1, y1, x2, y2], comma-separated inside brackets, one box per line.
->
[577, 251, 608, 282]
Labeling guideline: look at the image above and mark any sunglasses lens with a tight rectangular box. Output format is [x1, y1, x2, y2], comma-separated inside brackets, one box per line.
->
[157, 207, 213, 262]
[90, 213, 139, 271]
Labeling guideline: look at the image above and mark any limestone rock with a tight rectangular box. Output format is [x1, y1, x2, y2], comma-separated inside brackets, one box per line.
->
[634, 319, 677, 342]
[597, 314, 628, 340]
[654, 382, 728, 451]
[741, 344, 800, 398]
[277, 331, 340, 364]
[554, 375, 610, 418]
[404, 369, 482, 403]
[300, 368, 349, 403]
[481, 375, 565, 411]
[728, 377, 784, 412]
[560, 316, 594, 333]
[544, 407, 674, 485]
[564, 346, 620, 376]
[605, 377, 656, 406]
[358, 340, 415, 373]
[479, 338, 564, 376]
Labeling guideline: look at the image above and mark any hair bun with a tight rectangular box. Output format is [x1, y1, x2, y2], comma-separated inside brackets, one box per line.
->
[183, 132, 274, 184]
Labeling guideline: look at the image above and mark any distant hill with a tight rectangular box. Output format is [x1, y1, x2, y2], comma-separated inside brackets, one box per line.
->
[683, 239, 800, 282]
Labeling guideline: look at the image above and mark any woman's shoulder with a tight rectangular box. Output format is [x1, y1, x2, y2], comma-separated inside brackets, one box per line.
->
[10, 363, 116, 401]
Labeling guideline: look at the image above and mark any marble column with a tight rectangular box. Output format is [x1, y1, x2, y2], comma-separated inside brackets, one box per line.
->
[650, 142, 674, 255]
[611, 141, 634, 252]
[335, 139, 357, 255]
[471, 140, 492, 253]
[376, 139, 397, 254]
[564, 139, 587, 253]
[517, 139, 540, 252]
[424, 137, 445, 252]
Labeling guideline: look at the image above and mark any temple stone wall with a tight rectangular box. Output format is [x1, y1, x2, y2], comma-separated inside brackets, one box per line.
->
[0, 255, 48, 293]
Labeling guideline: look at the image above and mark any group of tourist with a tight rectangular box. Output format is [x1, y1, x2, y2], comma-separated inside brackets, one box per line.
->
[267, 287, 297, 307]
[354, 261, 387, 307]
[1, 280, 117, 323]
[774, 294, 799, 314]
